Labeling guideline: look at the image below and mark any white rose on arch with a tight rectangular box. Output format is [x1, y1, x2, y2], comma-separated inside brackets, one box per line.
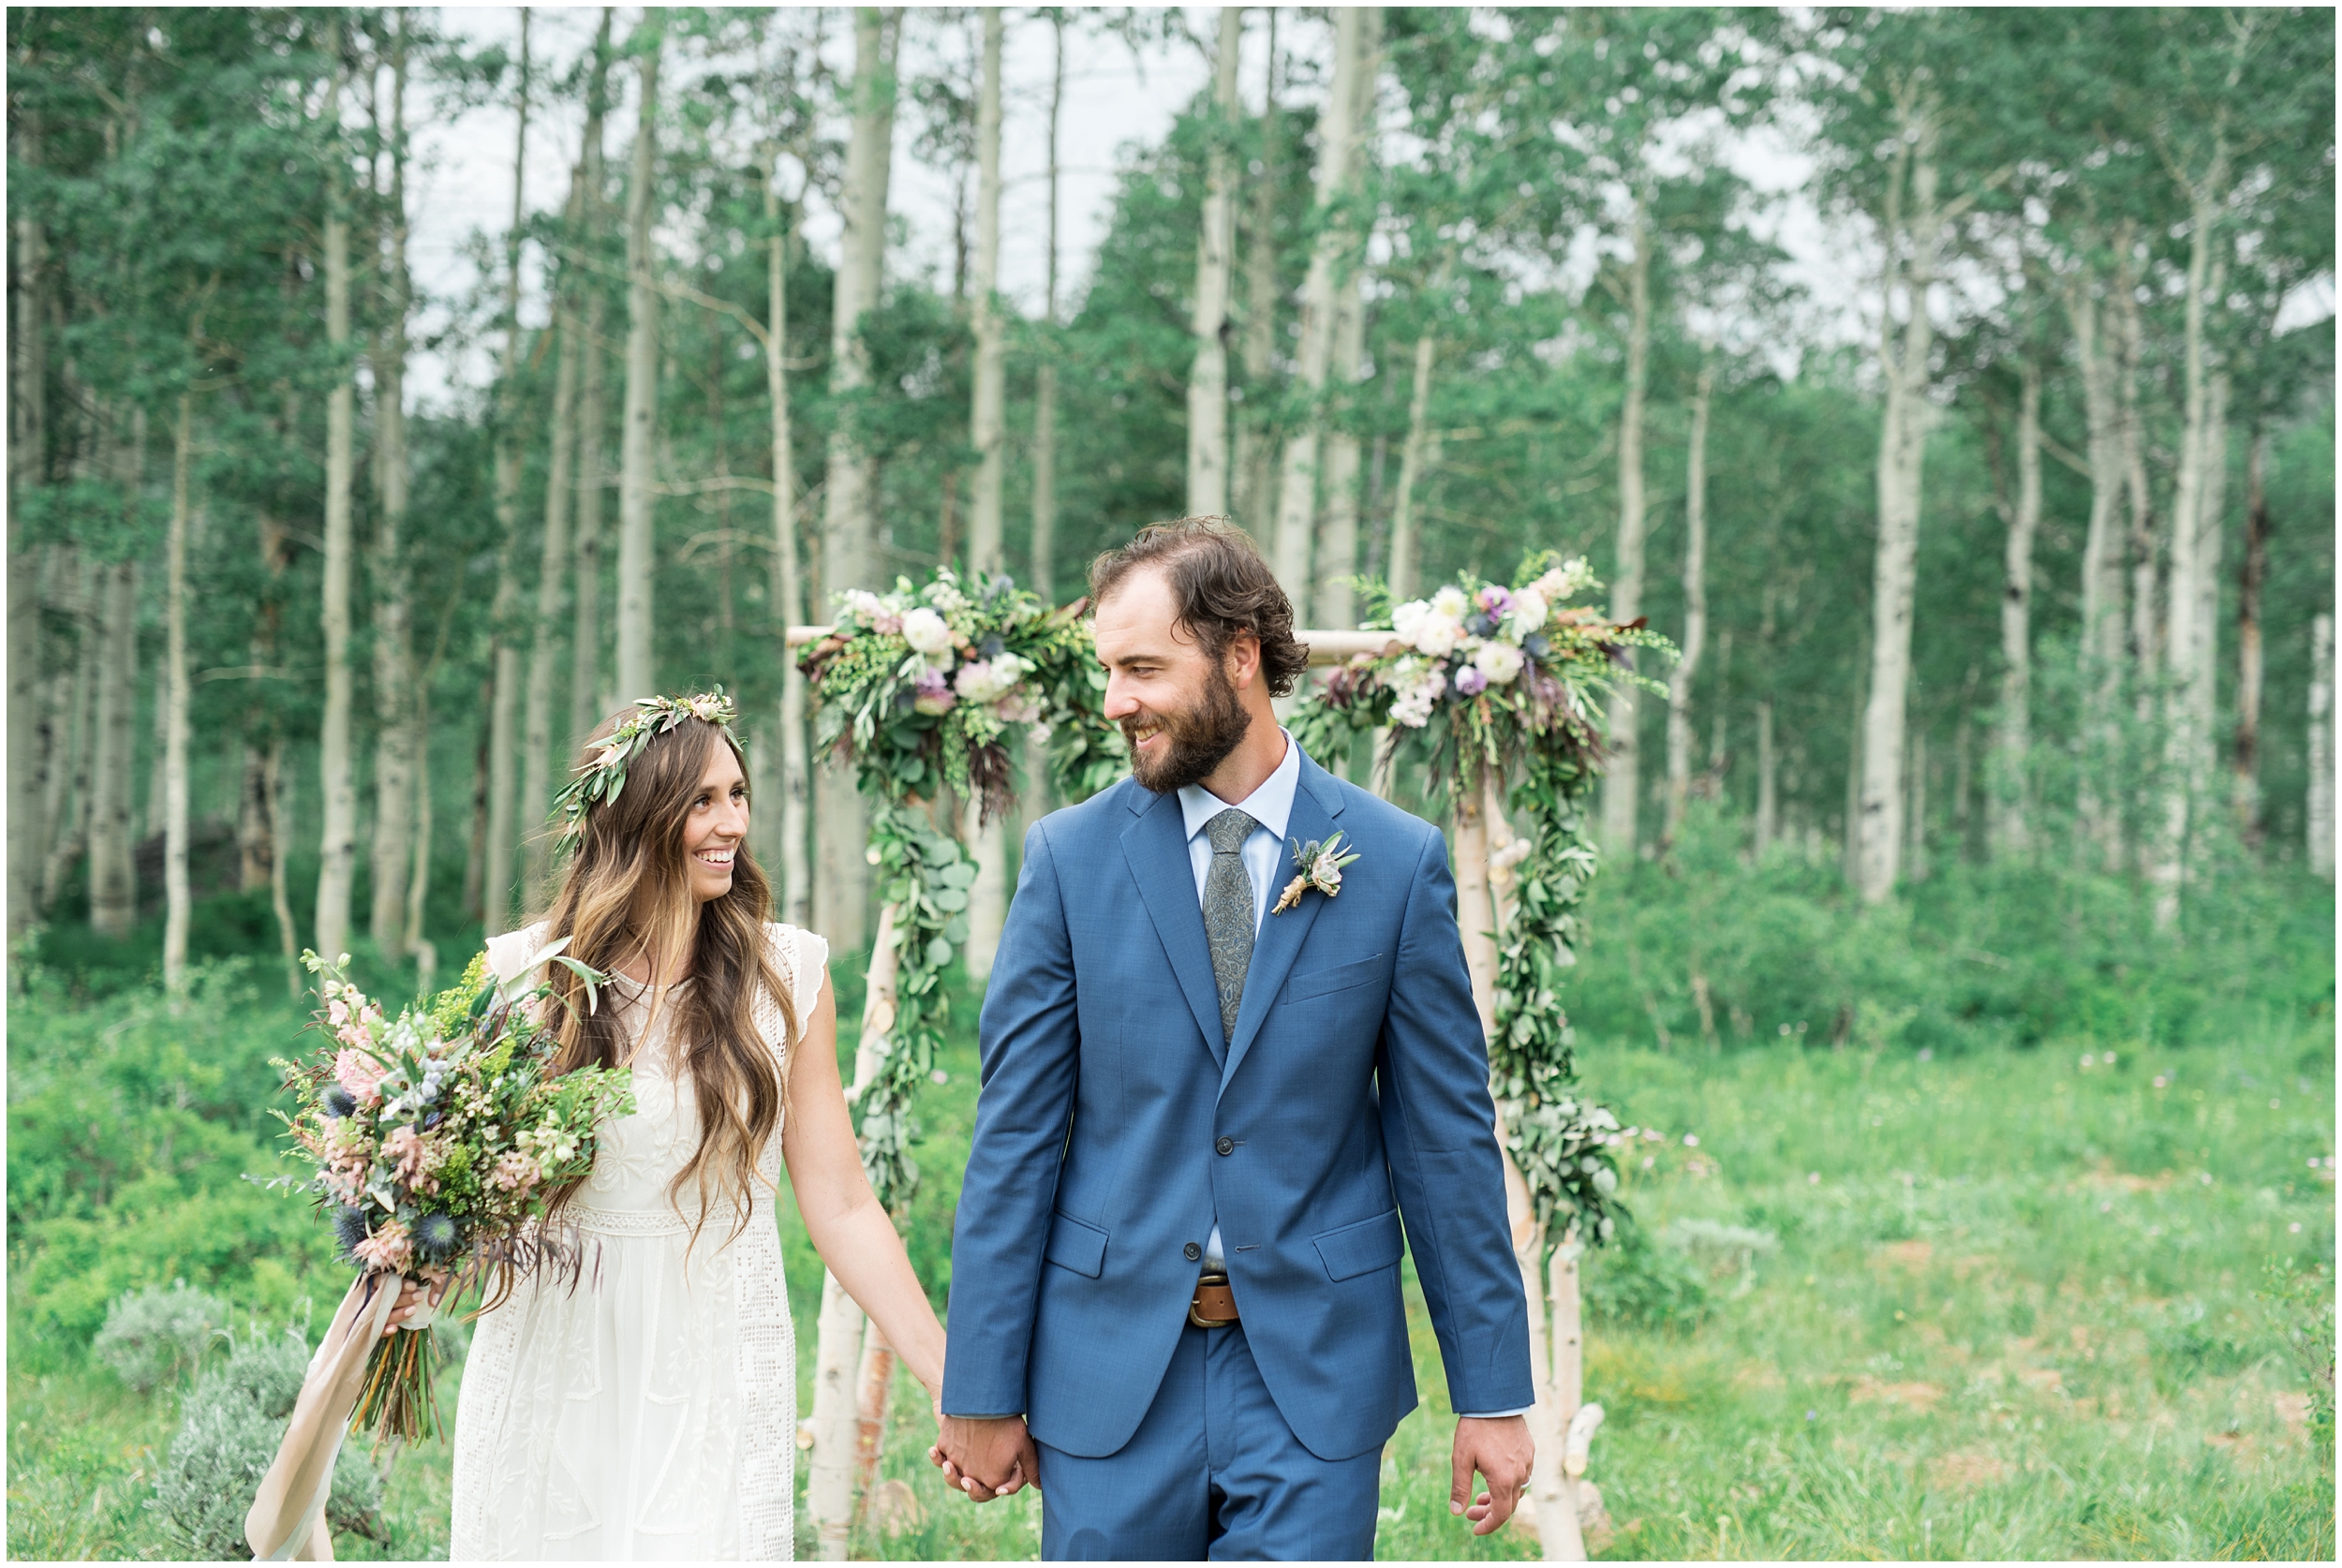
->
[1473, 640, 1526, 686]
[899, 607, 955, 661]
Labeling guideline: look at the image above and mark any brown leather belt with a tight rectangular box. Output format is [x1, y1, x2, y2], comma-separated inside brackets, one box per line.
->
[1188, 1272, 1239, 1329]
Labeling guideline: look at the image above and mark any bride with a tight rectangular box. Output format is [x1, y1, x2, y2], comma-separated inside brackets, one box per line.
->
[385, 692, 954, 1560]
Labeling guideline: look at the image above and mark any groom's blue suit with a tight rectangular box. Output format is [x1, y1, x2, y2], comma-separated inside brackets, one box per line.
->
[943, 744, 1533, 1558]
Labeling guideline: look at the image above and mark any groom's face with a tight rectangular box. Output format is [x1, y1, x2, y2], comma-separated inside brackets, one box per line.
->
[1094, 567, 1254, 794]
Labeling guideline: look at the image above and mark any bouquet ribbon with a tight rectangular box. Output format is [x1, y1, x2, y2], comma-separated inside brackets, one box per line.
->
[244, 1272, 403, 1561]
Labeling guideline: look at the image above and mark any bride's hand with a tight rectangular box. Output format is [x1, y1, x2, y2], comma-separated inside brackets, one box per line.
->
[383, 1269, 450, 1338]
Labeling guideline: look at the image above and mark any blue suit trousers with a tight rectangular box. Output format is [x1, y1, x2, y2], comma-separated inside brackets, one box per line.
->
[1036, 1323, 1380, 1562]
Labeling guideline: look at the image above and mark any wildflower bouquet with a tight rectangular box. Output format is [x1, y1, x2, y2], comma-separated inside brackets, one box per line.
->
[271, 944, 635, 1442]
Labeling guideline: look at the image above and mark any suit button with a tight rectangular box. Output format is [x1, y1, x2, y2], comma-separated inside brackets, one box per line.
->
[1215, 1136, 1235, 1156]
[1183, 1242, 1202, 1262]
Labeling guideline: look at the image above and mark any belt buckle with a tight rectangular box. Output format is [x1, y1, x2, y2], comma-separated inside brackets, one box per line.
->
[1188, 1271, 1238, 1329]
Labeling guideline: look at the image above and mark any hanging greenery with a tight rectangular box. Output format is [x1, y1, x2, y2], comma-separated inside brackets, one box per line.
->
[1291, 552, 1671, 1243]
[798, 568, 1121, 1206]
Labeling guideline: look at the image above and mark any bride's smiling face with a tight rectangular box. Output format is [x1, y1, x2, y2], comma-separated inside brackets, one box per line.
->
[681, 743, 750, 903]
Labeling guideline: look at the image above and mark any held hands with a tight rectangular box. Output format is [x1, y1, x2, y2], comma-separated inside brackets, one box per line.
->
[1450, 1414, 1534, 1536]
[927, 1413, 1041, 1503]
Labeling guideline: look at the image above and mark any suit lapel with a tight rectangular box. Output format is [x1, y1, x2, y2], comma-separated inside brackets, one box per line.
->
[1120, 787, 1228, 1069]
[1217, 754, 1347, 1101]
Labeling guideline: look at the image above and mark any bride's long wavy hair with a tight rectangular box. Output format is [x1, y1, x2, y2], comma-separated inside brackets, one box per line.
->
[536, 709, 798, 1248]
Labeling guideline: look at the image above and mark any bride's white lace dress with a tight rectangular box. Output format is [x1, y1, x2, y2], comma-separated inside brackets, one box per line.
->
[450, 920, 823, 1561]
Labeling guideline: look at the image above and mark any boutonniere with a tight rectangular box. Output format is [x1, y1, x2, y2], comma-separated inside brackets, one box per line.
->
[1273, 832, 1362, 914]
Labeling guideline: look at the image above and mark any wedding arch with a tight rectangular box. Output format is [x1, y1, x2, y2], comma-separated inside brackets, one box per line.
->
[788, 556, 1659, 1559]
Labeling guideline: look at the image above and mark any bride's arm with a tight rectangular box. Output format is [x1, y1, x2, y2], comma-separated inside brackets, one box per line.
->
[779, 968, 948, 1400]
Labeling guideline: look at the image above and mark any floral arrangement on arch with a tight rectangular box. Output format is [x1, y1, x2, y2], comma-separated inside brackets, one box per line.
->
[798, 568, 1122, 1206]
[1293, 551, 1673, 1245]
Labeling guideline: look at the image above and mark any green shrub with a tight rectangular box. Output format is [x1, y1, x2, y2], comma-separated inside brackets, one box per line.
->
[93, 1280, 229, 1393]
[1584, 1221, 1712, 1332]
[148, 1327, 383, 1561]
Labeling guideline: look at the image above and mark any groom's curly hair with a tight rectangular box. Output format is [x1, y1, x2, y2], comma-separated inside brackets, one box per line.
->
[1088, 517, 1310, 697]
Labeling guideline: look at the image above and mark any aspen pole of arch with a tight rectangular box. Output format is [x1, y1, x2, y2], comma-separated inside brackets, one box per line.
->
[1662, 357, 1714, 851]
[615, 34, 661, 703]
[483, 14, 533, 938]
[1989, 360, 2041, 862]
[1599, 185, 1653, 865]
[314, 37, 359, 964]
[523, 174, 585, 918]
[1030, 11, 1064, 603]
[765, 147, 811, 927]
[2308, 614, 2334, 881]
[965, 8, 1010, 982]
[1854, 87, 1941, 906]
[1450, 776, 1585, 1561]
[815, 7, 898, 958]
[1268, 7, 1362, 604]
[162, 392, 195, 993]
[1186, 4, 1242, 519]
[371, 18, 419, 951]
[807, 896, 902, 1554]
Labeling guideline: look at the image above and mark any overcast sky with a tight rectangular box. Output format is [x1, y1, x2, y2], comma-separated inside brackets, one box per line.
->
[401, 6, 2333, 409]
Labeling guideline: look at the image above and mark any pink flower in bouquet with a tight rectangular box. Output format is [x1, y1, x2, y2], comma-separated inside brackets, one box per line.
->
[490, 1150, 541, 1193]
[1475, 584, 1515, 618]
[912, 666, 956, 716]
[352, 1217, 413, 1274]
[335, 1047, 389, 1106]
[384, 1125, 428, 1184]
[1454, 664, 1490, 697]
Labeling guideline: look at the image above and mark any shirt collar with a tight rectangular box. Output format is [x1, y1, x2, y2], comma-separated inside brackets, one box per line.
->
[1179, 728, 1301, 845]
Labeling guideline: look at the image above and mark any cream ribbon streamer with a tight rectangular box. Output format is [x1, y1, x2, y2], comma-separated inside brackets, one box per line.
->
[244, 1271, 405, 1561]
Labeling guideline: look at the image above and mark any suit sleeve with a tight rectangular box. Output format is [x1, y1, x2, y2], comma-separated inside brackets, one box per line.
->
[941, 821, 1083, 1417]
[1375, 823, 1535, 1415]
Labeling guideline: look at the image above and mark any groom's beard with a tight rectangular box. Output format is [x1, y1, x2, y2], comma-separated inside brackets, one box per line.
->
[1124, 663, 1252, 794]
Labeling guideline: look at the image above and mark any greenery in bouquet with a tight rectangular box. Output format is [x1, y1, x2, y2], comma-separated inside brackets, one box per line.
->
[1294, 552, 1674, 1247]
[797, 567, 1123, 1208]
[269, 945, 636, 1441]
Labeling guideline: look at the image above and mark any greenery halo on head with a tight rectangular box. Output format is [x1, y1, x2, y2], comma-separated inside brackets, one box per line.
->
[548, 688, 742, 846]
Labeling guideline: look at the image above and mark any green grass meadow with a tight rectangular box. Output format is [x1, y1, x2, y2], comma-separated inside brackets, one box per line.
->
[7, 870, 2335, 1561]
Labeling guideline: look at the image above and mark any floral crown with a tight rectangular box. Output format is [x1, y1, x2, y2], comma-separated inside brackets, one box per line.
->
[549, 688, 740, 842]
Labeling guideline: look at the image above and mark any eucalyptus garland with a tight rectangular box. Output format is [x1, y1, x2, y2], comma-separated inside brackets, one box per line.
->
[799, 568, 1122, 1207]
[1292, 552, 1671, 1245]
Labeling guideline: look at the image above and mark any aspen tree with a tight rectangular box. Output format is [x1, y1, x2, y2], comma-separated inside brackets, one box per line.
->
[1268, 8, 1365, 605]
[524, 156, 587, 915]
[813, 7, 898, 957]
[483, 11, 532, 939]
[1231, 12, 1282, 537]
[1030, 10, 1064, 602]
[1663, 357, 1715, 851]
[764, 132, 811, 926]
[1186, 5, 1241, 518]
[571, 8, 615, 748]
[1989, 361, 2041, 861]
[314, 27, 358, 963]
[615, 26, 660, 702]
[370, 12, 419, 952]
[162, 391, 194, 991]
[8, 131, 49, 937]
[966, 8, 1009, 981]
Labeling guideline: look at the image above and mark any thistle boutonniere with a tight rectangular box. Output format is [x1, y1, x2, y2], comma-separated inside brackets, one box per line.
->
[1273, 832, 1362, 914]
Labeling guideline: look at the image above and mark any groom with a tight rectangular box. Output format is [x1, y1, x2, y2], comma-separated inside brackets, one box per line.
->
[933, 520, 1534, 1560]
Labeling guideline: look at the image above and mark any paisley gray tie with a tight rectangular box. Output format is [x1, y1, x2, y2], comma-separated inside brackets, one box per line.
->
[1203, 808, 1258, 1043]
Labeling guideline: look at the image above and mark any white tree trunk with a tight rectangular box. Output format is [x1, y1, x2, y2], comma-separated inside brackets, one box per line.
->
[1989, 361, 2040, 861]
[1854, 113, 1939, 906]
[41, 555, 97, 912]
[1187, 5, 1242, 518]
[1030, 11, 1065, 601]
[2064, 271, 2127, 865]
[315, 82, 358, 963]
[1600, 190, 1653, 865]
[852, 1320, 898, 1502]
[162, 393, 194, 991]
[765, 153, 812, 928]
[2308, 614, 2334, 881]
[1755, 694, 1777, 856]
[2231, 432, 2270, 840]
[571, 12, 615, 747]
[8, 183, 49, 939]
[815, 8, 898, 957]
[1313, 274, 1367, 630]
[1663, 358, 1714, 849]
[524, 252, 581, 917]
[485, 17, 533, 939]
[370, 38, 417, 951]
[1387, 329, 1437, 604]
[965, 9, 1011, 983]
[615, 35, 660, 702]
[1268, 7, 1363, 603]
[1232, 19, 1282, 539]
[89, 552, 139, 940]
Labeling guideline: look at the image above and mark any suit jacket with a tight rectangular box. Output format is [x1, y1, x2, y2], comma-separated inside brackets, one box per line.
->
[940, 747, 1534, 1461]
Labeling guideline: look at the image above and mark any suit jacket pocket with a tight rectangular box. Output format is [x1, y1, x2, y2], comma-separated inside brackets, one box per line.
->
[1312, 1208, 1405, 1281]
[1043, 1210, 1108, 1279]
[1282, 954, 1386, 1005]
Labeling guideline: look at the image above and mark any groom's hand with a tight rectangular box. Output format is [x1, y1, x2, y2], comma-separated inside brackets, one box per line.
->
[1450, 1414, 1534, 1536]
[929, 1414, 1040, 1502]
